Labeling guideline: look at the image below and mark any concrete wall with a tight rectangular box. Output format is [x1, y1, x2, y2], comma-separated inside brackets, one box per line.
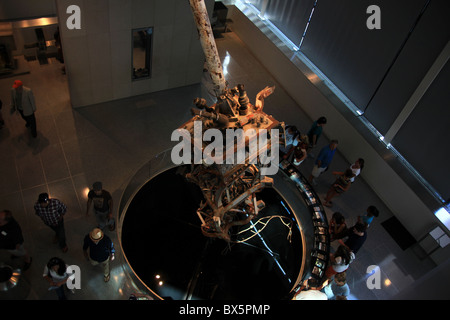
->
[55, 0, 213, 107]
[227, 6, 449, 264]
[11, 23, 59, 56]
[0, 0, 56, 21]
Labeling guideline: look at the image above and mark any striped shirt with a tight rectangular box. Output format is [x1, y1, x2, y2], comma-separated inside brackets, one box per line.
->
[34, 199, 67, 227]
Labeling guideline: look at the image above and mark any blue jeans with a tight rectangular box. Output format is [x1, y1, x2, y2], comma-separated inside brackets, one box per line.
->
[94, 210, 114, 230]
[55, 285, 67, 300]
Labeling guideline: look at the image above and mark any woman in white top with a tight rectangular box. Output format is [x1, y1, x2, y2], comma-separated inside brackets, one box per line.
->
[43, 257, 73, 300]
[284, 134, 309, 166]
[349, 158, 364, 183]
[280, 125, 299, 155]
[325, 245, 355, 279]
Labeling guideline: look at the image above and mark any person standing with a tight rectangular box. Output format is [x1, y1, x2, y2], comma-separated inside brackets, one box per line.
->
[323, 169, 355, 207]
[34, 193, 68, 253]
[358, 205, 379, 227]
[325, 271, 350, 300]
[349, 158, 364, 183]
[338, 222, 368, 255]
[83, 228, 115, 282]
[43, 257, 74, 300]
[10, 80, 37, 138]
[280, 125, 300, 156]
[0, 210, 32, 270]
[324, 245, 355, 280]
[307, 116, 327, 152]
[329, 212, 347, 242]
[308, 140, 338, 185]
[86, 181, 115, 231]
[292, 135, 309, 167]
[284, 134, 309, 167]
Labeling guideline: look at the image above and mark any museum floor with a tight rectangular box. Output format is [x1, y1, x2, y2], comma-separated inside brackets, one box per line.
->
[0, 30, 438, 300]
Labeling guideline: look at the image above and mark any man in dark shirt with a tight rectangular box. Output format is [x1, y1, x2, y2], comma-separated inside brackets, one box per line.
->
[339, 222, 368, 255]
[86, 181, 115, 231]
[83, 228, 115, 282]
[34, 193, 68, 253]
[10, 80, 38, 138]
[0, 210, 32, 270]
[307, 116, 327, 149]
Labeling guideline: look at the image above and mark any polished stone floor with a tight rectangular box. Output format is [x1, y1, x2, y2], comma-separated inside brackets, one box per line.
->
[0, 30, 440, 301]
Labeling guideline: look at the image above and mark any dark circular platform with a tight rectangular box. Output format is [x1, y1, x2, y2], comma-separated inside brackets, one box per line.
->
[121, 165, 305, 300]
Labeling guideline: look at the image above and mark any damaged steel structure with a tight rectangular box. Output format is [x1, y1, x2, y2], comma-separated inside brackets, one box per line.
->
[182, 0, 287, 242]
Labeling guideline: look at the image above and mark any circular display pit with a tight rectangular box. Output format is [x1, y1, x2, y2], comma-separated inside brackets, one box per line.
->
[117, 150, 329, 300]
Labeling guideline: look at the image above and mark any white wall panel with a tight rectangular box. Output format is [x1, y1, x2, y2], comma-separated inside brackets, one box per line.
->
[56, 0, 212, 108]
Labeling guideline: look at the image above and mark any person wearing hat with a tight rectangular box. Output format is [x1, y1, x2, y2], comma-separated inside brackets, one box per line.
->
[86, 181, 115, 231]
[34, 193, 68, 253]
[83, 227, 115, 282]
[10, 79, 37, 138]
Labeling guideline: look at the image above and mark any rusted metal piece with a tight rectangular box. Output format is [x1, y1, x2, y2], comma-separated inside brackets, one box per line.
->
[189, 0, 227, 97]
[255, 86, 275, 110]
[182, 0, 286, 242]
[186, 162, 273, 241]
[178, 81, 284, 241]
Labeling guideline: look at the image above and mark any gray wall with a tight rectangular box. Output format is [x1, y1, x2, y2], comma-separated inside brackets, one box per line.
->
[0, 0, 57, 21]
[393, 258, 450, 299]
[227, 5, 449, 265]
[55, 0, 213, 107]
[251, 0, 450, 202]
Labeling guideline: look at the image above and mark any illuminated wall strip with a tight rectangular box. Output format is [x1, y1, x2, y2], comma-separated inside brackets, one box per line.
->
[298, 0, 318, 49]
[238, 0, 300, 51]
[435, 207, 450, 231]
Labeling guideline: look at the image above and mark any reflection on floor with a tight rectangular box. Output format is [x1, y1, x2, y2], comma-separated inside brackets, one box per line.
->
[0, 31, 439, 301]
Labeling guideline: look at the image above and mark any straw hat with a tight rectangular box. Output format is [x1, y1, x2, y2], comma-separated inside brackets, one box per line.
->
[90, 228, 104, 241]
